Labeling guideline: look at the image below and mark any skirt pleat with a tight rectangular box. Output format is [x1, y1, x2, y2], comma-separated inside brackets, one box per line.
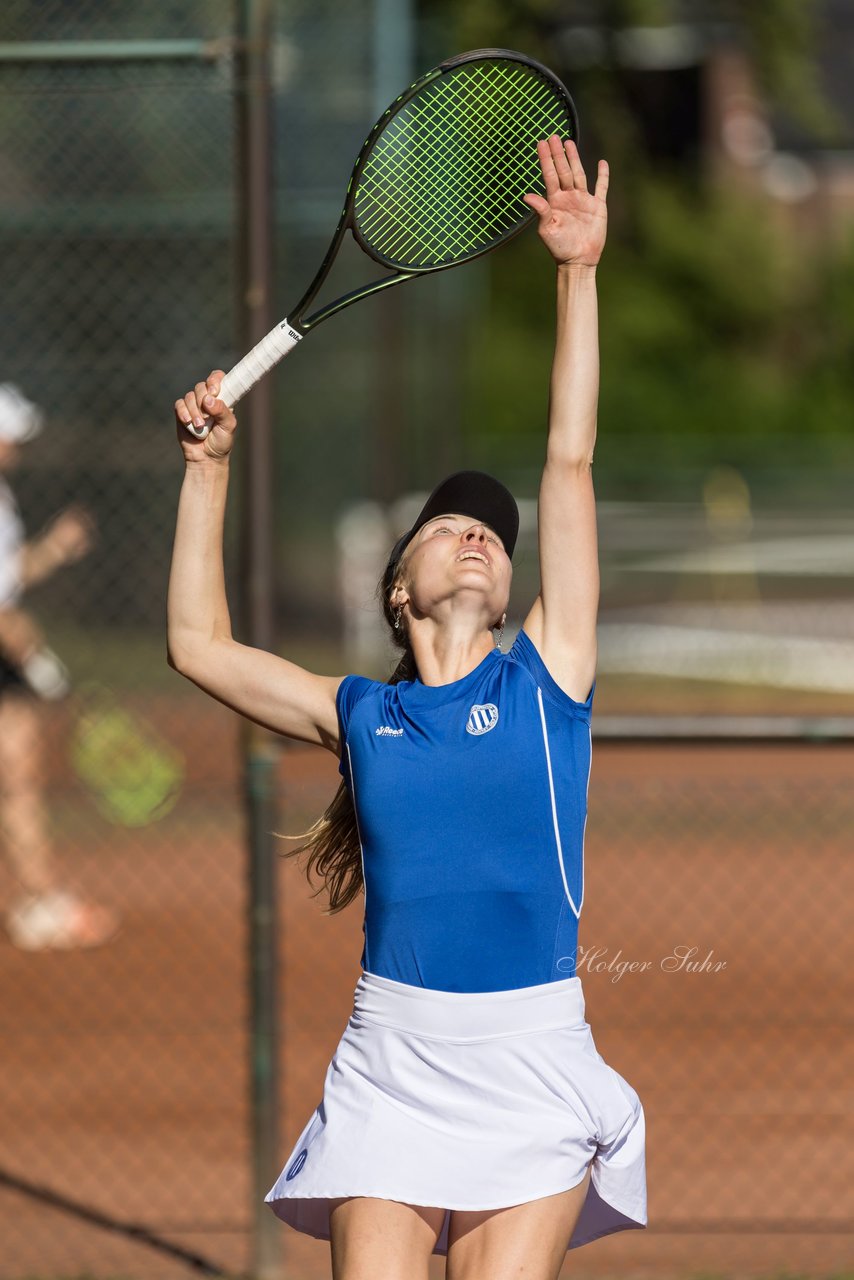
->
[265, 969, 647, 1256]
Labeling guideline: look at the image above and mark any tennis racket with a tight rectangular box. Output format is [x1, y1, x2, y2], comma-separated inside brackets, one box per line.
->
[68, 683, 185, 828]
[21, 649, 185, 827]
[187, 47, 578, 439]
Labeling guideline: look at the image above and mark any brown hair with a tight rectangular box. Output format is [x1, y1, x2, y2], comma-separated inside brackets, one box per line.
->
[276, 541, 415, 914]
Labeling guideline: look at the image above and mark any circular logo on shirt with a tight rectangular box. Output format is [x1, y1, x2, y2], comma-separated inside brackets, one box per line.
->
[466, 703, 499, 735]
[286, 1149, 308, 1180]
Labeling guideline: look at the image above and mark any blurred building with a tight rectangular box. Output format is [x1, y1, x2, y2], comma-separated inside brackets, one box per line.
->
[706, 0, 854, 245]
[557, 0, 854, 242]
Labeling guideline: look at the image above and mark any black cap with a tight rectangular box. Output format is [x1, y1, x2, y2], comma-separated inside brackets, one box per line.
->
[386, 470, 519, 578]
[394, 469, 518, 562]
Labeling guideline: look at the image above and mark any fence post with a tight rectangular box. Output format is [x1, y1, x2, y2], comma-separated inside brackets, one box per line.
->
[235, 0, 282, 1276]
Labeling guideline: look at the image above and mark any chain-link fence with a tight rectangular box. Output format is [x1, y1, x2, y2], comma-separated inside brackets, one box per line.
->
[274, 735, 854, 1280]
[1, 3, 852, 1278]
[0, 2, 249, 1276]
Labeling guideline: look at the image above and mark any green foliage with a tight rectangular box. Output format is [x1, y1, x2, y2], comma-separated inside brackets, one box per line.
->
[424, 0, 832, 133]
[425, 0, 852, 500]
[730, 0, 841, 139]
[464, 174, 854, 498]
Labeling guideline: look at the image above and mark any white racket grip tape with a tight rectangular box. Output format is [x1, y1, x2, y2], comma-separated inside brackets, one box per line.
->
[185, 319, 303, 439]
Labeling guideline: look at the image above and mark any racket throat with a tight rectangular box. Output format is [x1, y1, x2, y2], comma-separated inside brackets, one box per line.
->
[290, 218, 414, 331]
[303, 268, 416, 329]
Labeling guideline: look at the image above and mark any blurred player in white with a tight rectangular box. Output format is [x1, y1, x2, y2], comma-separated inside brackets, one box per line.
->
[0, 383, 119, 950]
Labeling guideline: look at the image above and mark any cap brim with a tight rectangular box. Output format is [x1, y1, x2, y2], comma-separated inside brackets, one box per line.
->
[397, 470, 519, 559]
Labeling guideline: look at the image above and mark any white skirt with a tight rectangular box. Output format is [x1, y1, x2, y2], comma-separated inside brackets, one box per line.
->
[266, 969, 647, 1256]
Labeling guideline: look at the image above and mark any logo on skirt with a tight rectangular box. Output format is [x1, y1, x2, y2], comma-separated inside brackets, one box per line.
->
[466, 703, 499, 735]
[286, 1149, 308, 1180]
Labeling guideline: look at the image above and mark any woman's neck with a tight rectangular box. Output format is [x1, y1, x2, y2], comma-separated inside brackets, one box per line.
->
[409, 627, 496, 688]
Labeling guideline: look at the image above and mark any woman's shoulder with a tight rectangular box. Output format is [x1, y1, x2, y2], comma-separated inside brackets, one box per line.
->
[337, 671, 383, 701]
[503, 627, 595, 716]
[335, 671, 388, 722]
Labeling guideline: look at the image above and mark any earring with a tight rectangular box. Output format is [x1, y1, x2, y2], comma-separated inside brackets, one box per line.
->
[494, 613, 506, 651]
[393, 605, 402, 630]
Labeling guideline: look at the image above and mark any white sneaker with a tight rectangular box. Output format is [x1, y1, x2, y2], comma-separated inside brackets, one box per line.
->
[5, 889, 120, 951]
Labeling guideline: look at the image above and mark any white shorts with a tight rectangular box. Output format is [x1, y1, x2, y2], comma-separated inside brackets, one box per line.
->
[266, 969, 647, 1256]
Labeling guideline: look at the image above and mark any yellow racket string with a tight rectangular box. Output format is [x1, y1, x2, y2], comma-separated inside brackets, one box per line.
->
[354, 60, 574, 268]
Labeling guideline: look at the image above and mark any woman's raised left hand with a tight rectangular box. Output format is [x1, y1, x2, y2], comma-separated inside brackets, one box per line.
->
[523, 136, 609, 267]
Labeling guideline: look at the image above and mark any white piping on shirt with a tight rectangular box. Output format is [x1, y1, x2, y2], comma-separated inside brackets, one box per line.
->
[578, 722, 592, 915]
[345, 742, 370, 963]
[536, 687, 582, 920]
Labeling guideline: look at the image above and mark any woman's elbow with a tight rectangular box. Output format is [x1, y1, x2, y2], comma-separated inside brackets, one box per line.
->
[167, 635, 196, 678]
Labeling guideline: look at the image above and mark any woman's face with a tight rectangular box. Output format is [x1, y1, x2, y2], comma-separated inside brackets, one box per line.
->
[392, 512, 512, 628]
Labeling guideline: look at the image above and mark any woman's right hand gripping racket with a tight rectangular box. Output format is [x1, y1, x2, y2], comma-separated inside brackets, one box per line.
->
[185, 47, 579, 439]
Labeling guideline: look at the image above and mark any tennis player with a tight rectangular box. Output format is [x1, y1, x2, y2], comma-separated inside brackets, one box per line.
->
[0, 383, 119, 950]
[169, 137, 647, 1280]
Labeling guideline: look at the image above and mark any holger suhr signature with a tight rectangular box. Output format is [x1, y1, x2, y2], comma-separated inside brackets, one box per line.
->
[556, 945, 727, 983]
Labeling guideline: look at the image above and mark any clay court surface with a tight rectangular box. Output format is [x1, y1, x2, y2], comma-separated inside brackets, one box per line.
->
[0, 697, 852, 1279]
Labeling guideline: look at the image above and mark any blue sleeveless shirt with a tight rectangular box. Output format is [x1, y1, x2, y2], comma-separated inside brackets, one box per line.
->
[336, 627, 593, 993]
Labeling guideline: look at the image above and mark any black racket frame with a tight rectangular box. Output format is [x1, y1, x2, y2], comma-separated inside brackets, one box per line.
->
[286, 48, 579, 337]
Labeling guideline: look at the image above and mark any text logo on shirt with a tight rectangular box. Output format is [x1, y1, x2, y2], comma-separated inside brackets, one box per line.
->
[466, 703, 499, 735]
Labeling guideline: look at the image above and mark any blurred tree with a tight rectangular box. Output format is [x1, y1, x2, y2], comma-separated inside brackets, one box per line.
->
[420, 0, 852, 502]
[422, 0, 833, 138]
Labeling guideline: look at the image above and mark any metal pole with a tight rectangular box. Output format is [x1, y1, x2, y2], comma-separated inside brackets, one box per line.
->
[0, 38, 229, 62]
[235, 2, 282, 1277]
[372, 0, 414, 499]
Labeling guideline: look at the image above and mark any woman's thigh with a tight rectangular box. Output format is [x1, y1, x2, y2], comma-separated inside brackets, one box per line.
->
[328, 1195, 445, 1280]
[446, 1162, 593, 1280]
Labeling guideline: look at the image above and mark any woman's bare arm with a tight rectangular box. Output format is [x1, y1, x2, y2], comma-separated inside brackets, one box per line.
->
[168, 372, 343, 752]
[519, 137, 609, 701]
